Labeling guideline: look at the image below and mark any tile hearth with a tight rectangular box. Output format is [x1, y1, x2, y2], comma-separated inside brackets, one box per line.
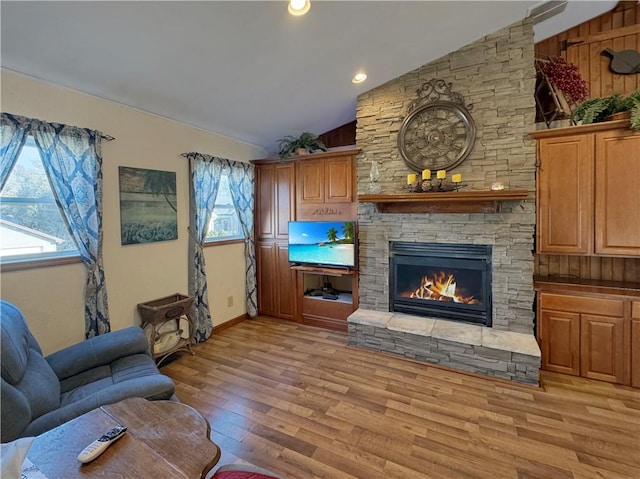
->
[347, 309, 540, 386]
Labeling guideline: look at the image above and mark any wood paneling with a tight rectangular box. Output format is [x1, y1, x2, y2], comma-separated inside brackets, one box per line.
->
[535, 1, 640, 98]
[318, 121, 356, 148]
[535, 254, 640, 282]
[275, 164, 295, 239]
[535, 1, 640, 59]
[275, 243, 296, 320]
[162, 317, 640, 479]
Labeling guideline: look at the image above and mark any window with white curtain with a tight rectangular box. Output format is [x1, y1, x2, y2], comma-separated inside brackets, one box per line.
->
[0, 136, 79, 263]
[204, 172, 244, 242]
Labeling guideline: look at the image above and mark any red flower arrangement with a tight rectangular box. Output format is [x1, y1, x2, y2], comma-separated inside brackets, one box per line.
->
[540, 57, 589, 104]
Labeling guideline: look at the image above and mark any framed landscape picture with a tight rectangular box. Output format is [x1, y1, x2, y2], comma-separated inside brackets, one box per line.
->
[119, 166, 178, 245]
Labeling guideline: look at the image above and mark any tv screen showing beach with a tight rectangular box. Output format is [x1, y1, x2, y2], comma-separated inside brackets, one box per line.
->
[288, 221, 355, 267]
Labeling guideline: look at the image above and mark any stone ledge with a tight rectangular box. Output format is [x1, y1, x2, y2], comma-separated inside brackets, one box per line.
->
[347, 308, 540, 386]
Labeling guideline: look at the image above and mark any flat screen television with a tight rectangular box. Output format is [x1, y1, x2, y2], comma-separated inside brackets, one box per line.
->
[288, 221, 356, 268]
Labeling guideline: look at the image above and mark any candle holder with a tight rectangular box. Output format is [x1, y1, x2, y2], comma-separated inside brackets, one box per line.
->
[406, 179, 466, 193]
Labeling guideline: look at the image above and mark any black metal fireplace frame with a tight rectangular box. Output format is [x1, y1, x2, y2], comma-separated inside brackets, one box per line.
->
[389, 242, 492, 327]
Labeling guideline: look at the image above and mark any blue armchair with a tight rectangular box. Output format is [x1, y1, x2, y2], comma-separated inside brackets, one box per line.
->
[1, 300, 175, 442]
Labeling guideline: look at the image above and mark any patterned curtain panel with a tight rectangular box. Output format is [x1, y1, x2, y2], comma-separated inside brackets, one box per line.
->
[187, 153, 223, 342]
[0, 113, 30, 190]
[30, 120, 110, 338]
[225, 159, 257, 317]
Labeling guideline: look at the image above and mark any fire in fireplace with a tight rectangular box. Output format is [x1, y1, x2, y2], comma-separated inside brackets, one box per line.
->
[390, 242, 492, 326]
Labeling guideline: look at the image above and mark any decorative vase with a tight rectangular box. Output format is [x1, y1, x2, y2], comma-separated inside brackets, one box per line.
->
[368, 159, 381, 193]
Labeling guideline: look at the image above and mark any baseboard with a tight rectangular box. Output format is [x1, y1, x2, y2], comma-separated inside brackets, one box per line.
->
[213, 313, 249, 334]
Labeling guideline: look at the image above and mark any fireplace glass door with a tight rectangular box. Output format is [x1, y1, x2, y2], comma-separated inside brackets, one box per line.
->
[389, 242, 492, 326]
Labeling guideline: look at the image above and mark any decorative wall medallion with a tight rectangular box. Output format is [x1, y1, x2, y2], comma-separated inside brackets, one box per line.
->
[398, 79, 476, 172]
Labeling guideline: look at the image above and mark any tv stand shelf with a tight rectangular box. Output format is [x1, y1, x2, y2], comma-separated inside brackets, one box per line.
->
[291, 265, 356, 276]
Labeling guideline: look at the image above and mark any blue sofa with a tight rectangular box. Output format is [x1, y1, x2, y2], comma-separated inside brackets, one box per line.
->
[1, 300, 176, 442]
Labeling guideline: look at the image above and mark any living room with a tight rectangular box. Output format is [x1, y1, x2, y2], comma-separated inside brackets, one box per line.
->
[2, 1, 639, 478]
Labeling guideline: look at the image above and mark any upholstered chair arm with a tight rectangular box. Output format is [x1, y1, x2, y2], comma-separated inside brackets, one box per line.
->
[46, 327, 151, 381]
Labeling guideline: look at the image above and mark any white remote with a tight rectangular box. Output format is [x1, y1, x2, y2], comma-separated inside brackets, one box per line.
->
[77, 425, 127, 464]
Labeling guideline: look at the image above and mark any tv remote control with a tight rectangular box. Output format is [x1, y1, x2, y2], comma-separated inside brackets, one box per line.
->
[77, 425, 127, 463]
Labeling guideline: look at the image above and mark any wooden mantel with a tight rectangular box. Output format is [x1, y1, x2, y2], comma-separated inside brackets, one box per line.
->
[358, 190, 530, 214]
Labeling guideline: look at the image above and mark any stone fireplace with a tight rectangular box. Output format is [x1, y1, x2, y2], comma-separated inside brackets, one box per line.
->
[347, 19, 541, 385]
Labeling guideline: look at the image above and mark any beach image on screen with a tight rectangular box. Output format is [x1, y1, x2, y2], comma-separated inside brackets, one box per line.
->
[288, 221, 355, 267]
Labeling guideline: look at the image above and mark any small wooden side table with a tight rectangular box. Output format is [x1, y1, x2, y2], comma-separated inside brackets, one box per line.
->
[28, 397, 220, 478]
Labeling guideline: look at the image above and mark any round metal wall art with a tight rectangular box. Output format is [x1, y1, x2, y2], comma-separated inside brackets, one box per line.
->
[397, 100, 476, 173]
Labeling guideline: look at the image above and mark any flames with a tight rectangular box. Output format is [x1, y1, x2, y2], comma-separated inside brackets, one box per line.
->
[405, 271, 479, 304]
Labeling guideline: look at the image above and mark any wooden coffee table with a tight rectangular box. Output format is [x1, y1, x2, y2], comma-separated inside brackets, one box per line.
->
[27, 397, 221, 478]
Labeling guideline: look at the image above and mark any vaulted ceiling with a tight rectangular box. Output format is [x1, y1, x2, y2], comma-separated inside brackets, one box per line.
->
[1, 1, 616, 155]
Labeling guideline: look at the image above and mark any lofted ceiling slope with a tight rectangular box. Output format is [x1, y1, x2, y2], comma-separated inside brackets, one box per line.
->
[1, 1, 616, 155]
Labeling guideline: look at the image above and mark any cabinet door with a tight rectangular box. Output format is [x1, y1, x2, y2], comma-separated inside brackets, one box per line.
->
[540, 310, 580, 375]
[632, 302, 640, 388]
[275, 164, 295, 239]
[297, 159, 324, 204]
[594, 130, 640, 256]
[275, 244, 296, 320]
[580, 314, 628, 385]
[537, 135, 594, 254]
[256, 166, 275, 240]
[257, 242, 276, 317]
[325, 156, 353, 203]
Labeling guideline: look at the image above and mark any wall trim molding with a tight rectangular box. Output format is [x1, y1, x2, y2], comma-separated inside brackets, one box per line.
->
[213, 313, 249, 335]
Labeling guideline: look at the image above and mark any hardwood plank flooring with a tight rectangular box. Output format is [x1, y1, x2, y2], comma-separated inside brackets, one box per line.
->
[161, 317, 640, 479]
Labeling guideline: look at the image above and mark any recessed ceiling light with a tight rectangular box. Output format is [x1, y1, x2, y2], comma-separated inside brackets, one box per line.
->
[352, 73, 367, 84]
[288, 0, 311, 16]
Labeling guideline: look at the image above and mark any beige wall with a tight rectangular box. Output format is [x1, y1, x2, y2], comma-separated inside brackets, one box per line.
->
[0, 69, 264, 355]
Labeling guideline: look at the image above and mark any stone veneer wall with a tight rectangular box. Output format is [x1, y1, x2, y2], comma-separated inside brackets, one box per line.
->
[356, 20, 537, 334]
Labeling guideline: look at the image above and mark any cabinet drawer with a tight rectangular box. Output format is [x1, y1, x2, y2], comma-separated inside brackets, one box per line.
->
[539, 293, 623, 316]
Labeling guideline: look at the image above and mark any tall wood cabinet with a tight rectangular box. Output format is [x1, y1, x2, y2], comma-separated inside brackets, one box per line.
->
[534, 121, 640, 256]
[254, 162, 297, 320]
[253, 148, 359, 330]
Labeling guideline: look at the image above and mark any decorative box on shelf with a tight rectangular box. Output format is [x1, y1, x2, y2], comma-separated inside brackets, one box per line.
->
[137, 293, 195, 365]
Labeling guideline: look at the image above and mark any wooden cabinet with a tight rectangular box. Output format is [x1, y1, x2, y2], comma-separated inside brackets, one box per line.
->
[296, 150, 357, 220]
[295, 266, 358, 331]
[540, 309, 580, 375]
[533, 122, 640, 257]
[580, 313, 627, 384]
[594, 129, 640, 256]
[255, 160, 296, 320]
[256, 242, 297, 320]
[253, 148, 360, 328]
[632, 302, 640, 388]
[537, 290, 633, 385]
[537, 134, 593, 254]
[296, 154, 354, 205]
[256, 162, 295, 241]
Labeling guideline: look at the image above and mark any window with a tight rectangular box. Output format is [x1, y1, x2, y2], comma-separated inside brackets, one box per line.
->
[0, 136, 79, 263]
[204, 173, 244, 242]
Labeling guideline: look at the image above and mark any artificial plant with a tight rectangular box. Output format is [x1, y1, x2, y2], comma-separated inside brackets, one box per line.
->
[277, 132, 328, 159]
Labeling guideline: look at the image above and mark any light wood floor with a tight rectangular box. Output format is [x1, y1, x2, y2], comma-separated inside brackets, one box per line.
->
[162, 317, 640, 479]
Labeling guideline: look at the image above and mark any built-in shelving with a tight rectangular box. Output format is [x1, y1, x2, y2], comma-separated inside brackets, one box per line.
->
[358, 190, 530, 214]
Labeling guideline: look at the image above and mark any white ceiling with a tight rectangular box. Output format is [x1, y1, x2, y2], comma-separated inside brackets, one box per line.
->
[1, 1, 616, 155]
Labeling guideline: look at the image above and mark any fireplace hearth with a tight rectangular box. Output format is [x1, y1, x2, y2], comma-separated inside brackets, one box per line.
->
[390, 242, 492, 326]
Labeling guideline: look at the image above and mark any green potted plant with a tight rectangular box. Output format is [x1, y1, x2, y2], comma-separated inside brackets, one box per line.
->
[277, 132, 328, 159]
[571, 90, 640, 131]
